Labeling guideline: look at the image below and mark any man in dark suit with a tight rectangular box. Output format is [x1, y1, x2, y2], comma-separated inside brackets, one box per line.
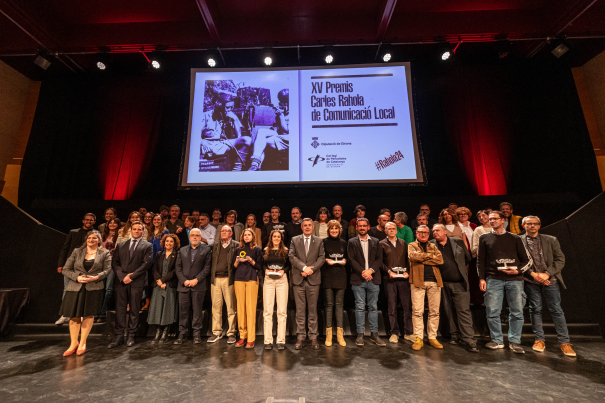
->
[431, 224, 478, 353]
[174, 228, 212, 345]
[108, 221, 153, 348]
[348, 217, 386, 346]
[55, 213, 97, 325]
[289, 218, 325, 349]
[520, 215, 575, 357]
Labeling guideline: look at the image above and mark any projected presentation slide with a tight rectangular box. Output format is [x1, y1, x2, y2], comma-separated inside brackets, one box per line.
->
[181, 63, 423, 186]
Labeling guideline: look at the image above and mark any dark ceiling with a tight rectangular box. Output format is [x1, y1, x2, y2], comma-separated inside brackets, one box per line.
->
[1, 0, 605, 78]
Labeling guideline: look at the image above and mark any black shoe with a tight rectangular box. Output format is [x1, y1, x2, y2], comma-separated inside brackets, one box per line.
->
[265, 344, 273, 350]
[356, 333, 364, 346]
[277, 344, 285, 350]
[126, 336, 135, 347]
[107, 336, 124, 349]
[193, 335, 202, 344]
[450, 338, 461, 345]
[96, 315, 106, 323]
[150, 328, 162, 346]
[509, 343, 525, 354]
[465, 342, 480, 353]
[370, 332, 386, 346]
[174, 334, 186, 345]
[159, 327, 169, 345]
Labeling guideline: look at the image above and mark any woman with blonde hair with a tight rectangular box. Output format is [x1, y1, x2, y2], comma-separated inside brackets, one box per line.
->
[59, 230, 112, 356]
[233, 228, 264, 348]
[245, 214, 263, 248]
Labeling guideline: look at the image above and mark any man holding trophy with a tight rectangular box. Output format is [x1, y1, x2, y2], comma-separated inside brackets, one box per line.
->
[380, 222, 414, 344]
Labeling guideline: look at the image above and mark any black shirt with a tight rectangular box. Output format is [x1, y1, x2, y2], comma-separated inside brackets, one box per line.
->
[262, 222, 286, 247]
[437, 238, 463, 282]
[284, 221, 303, 247]
[368, 226, 387, 241]
[419, 241, 436, 282]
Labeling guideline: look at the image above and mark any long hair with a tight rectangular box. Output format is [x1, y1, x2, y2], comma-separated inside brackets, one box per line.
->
[264, 230, 288, 260]
[246, 214, 258, 230]
[239, 228, 258, 249]
[103, 217, 122, 242]
[438, 208, 459, 225]
[151, 213, 167, 239]
[121, 211, 141, 237]
[79, 230, 104, 250]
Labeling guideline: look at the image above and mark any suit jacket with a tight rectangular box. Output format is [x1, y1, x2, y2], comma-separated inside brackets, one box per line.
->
[210, 239, 239, 285]
[175, 244, 212, 292]
[379, 237, 408, 283]
[430, 237, 471, 291]
[521, 234, 566, 289]
[112, 238, 153, 288]
[152, 250, 178, 288]
[348, 235, 383, 285]
[288, 234, 325, 286]
[62, 247, 112, 291]
[177, 228, 191, 249]
[57, 227, 92, 267]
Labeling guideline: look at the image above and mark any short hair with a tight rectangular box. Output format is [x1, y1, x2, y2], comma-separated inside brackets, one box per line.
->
[291, 207, 301, 213]
[104, 207, 117, 215]
[326, 220, 342, 235]
[170, 205, 180, 210]
[420, 204, 430, 209]
[213, 208, 222, 214]
[416, 214, 428, 220]
[416, 225, 429, 232]
[190, 228, 202, 236]
[379, 208, 391, 215]
[200, 213, 210, 219]
[394, 212, 408, 224]
[448, 202, 458, 207]
[384, 221, 397, 230]
[84, 213, 96, 220]
[332, 205, 342, 211]
[490, 210, 505, 219]
[80, 230, 104, 250]
[192, 210, 200, 214]
[456, 207, 472, 217]
[182, 210, 190, 214]
[226, 210, 238, 219]
[220, 225, 232, 232]
[522, 215, 541, 225]
[271, 206, 280, 213]
[356, 217, 370, 225]
[302, 217, 314, 224]
[186, 216, 197, 224]
[432, 223, 446, 231]
[131, 220, 144, 230]
[354, 204, 366, 214]
[499, 202, 513, 210]
[159, 205, 169, 213]
[160, 233, 180, 250]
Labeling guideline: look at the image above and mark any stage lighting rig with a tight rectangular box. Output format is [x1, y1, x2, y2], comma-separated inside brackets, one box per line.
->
[33, 50, 52, 70]
[439, 41, 460, 61]
[95, 52, 110, 70]
[376, 44, 393, 63]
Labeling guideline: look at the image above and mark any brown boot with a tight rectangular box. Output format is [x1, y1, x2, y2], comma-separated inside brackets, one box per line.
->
[336, 327, 346, 346]
[325, 328, 333, 347]
[141, 298, 150, 311]
[561, 343, 576, 357]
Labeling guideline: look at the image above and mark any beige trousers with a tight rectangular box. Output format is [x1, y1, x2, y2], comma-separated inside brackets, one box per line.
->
[411, 281, 441, 339]
[263, 275, 289, 344]
[211, 277, 237, 337]
[234, 280, 259, 342]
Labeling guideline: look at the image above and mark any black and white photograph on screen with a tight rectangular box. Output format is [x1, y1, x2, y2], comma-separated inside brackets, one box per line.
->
[199, 79, 290, 172]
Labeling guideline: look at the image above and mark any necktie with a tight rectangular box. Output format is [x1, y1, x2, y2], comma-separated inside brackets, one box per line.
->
[305, 237, 309, 255]
[129, 239, 137, 258]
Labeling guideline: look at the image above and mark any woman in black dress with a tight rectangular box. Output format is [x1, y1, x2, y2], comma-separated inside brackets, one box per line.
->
[59, 230, 112, 356]
[321, 220, 348, 347]
[147, 234, 180, 345]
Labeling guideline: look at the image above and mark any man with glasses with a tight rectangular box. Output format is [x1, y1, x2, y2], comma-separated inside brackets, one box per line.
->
[521, 216, 575, 357]
[55, 213, 97, 325]
[408, 225, 444, 350]
[410, 204, 438, 232]
[478, 211, 531, 353]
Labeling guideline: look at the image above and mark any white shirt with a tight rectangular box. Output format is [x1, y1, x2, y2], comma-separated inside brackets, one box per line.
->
[198, 224, 216, 246]
[359, 236, 370, 272]
[302, 235, 312, 271]
[459, 222, 474, 247]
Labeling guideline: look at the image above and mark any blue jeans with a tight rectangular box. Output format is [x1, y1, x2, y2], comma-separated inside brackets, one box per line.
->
[352, 280, 380, 333]
[525, 282, 570, 343]
[485, 279, 525, 344]
[100, 270, 116, 315]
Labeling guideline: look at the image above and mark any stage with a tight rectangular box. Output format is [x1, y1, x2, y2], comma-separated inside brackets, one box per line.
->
[1, 336, 604, 402]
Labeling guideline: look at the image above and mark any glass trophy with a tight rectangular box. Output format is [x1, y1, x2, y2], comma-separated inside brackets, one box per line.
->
[267, 264, 282, 276]
[329, 253, 344, 264]
[392, 267, 408, 278]
[496, 259, 517, 271]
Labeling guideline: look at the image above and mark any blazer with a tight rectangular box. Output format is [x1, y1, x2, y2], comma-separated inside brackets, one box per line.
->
[175, 244, 212, 292]
[62, 247, 112, 292]
[379, 237, 409, 283]
[152, 250, 178, 288]
[112, 238, 153, 288]
[348, 235, 383, 286]
[210, 239, 239, 286]
[58, 227, 92, 267]
[288, 234, 325, 286]
[408, 241, 444, 288]
[430, 237, 471, 291]
[521, 234, 566, 289]
[177, 228, 191, 249]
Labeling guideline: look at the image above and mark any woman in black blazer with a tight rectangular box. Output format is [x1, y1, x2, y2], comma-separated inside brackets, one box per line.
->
[147, 233, 180, 345]
[59, 230, 112, 356]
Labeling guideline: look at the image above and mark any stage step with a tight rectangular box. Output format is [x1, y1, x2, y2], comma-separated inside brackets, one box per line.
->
[10, 322, 106, 338]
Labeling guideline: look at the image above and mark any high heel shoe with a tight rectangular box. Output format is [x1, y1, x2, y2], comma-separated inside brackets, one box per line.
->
[63, 342, 79, 357]
[76, 345, 87, 355]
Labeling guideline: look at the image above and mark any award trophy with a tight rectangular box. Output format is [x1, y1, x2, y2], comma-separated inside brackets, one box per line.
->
[496, 259, 517, 271]
[329, 253, 344, 264]
[238, 251, 247, 262]
[267, 264, 282, 276]
[392, 267, 408, 278]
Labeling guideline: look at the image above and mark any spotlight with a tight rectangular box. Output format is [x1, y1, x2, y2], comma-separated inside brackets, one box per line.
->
[550, 38, 570, 58]
[151, 59, 160, 69]
[325, 54, 333, 64]
[438, 42, 459, 61]
[377, 44, 393, 62]
[264, 56, 272, 66]
[208, 58, 216, 67]
[441, 51, 451, 61]
[383, 52, 392, 62]
[262, 49, 274, 66]
[33, 51, 52, 70]
[323, 46, 335, 64]
[95, 52, 111, 70]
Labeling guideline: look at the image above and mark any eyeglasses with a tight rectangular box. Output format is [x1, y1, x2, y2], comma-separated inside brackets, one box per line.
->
[416, 231, 430, 235]
[84, 219, 95, 222]
[525, 222, 541, 226]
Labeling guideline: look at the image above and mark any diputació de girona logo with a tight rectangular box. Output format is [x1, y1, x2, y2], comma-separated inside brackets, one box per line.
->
[375, 151, 404, 171]
[311, 137, 319, 149]
[309, 155, 325, 167]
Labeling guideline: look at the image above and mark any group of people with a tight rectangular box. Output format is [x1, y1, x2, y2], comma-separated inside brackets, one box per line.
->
[55, 202, 576, 358]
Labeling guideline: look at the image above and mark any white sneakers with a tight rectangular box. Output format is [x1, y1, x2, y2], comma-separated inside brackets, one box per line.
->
[55, 316, 70, 325]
